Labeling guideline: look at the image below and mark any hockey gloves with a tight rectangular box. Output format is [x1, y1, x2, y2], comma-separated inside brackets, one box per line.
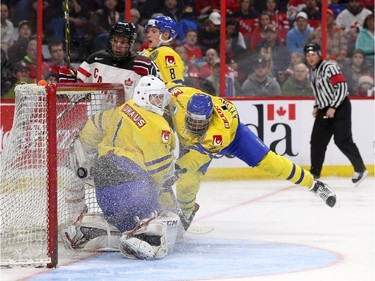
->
[58, 67, 77, 83]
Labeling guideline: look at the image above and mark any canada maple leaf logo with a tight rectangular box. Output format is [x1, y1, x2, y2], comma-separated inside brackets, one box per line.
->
[276, 106, 287, 117]
[124, 78, 133, 86]
[267, 104, 295, 120]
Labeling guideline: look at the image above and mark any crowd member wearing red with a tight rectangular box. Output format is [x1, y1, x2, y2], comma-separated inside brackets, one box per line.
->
[286, 0, 304, 24]
[354, 75, 374, 96]
[227, 0, 241, 14]
[194, 0, 220, 19]
[46, 40, 73, 83]
[199, 48, 219, 79]
[261, 0, 289, 43]
[300, 0, 321, 29]
[183, 29, 203, 65]
[19, 39, 51, 81]
[250, 12, 272, 52]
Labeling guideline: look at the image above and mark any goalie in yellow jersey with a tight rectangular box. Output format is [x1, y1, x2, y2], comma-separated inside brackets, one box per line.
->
[65, 76, 182, 260]
[139, 16, 185, 85]
[167, 83, 337, 228]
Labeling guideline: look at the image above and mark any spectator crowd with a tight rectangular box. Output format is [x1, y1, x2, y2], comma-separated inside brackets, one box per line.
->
[1, 0, 374, 99]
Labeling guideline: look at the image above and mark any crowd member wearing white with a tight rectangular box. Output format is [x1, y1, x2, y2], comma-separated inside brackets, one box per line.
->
[304, 43, 367, 185]
[66, 76, 181, 260]
[0, 3, 14, 55]
[335, 0, 372, 32]
[60, 20, 160, 102]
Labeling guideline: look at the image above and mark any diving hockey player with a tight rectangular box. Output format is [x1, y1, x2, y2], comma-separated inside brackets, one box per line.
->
[166, 83, 337, 228]
[65, 76, 181, 260]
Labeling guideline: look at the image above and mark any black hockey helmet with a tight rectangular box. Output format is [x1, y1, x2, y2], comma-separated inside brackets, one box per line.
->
[108, 20, 137, 60]
[110, 20, 137, 43]
[304, 43, 322, 56]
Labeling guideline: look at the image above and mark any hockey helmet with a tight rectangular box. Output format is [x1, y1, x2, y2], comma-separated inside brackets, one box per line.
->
[133, 75, 171, 115]
[108, 20, 137, 60]
[185, 94, 213, 136]
[304, 43, 322, 57]
[145, 16, 178, 40]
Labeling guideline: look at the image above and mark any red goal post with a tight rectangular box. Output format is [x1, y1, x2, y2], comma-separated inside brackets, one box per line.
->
[0, 83, 125, 268]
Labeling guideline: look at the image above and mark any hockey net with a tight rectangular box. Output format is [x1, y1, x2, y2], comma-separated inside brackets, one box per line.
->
[0, 83, 125, 268]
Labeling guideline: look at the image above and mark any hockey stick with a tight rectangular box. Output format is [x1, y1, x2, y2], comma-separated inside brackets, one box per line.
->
[57, 93, 90, 120]
[160, 168, 200, 231]
[63, 0, 71, 69]
[20, 92, 90, 153]
[161, 168, 215, 234]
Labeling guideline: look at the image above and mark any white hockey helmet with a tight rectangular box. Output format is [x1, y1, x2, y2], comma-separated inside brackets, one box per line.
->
[133, 75, 171, 115]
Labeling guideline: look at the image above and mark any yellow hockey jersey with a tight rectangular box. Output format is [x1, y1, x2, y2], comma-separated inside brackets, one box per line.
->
[168, 85, 240, 217]
[140, 46, 185, 85]
[79, 100, 175, 186]
[169, 85, 239, 154]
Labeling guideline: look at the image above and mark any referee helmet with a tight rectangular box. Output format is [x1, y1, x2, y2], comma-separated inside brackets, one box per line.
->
[304, 43, 322, 57]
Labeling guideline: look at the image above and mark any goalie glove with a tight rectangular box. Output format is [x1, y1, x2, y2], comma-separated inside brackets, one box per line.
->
[59, 66, 77, 83]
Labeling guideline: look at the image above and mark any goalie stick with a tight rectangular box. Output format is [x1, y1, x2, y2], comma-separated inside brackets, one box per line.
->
[161, 168, 202, 232]
[187, 225, 214, 234]
[72, 163, 214, 234]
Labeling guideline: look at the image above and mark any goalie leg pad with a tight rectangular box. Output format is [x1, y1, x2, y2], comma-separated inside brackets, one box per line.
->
[120, 237, 158, 260]
[120, 218, 168, 260]
[158, 211, 181, 249]
[63, 213, 121, 251]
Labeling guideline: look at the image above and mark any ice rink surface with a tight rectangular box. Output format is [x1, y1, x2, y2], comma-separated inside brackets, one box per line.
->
[1, 176, 374, 281]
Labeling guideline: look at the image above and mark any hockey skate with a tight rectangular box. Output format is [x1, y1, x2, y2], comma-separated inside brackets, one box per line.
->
[352, 170, 368, 187]
[310, 180, 336, 207]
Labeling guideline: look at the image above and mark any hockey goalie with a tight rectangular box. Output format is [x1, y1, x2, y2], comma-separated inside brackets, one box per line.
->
[65, 75, 182, 259]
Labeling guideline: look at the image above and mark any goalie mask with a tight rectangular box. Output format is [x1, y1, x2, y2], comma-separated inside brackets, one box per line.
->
[108, 20, 137, 61]
[133, 75, 171, 115]
[145, 16, 178, 42]
[185, 94, 213, 136]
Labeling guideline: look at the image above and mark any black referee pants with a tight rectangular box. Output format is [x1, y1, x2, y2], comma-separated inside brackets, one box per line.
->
[310, 98, 366, 177]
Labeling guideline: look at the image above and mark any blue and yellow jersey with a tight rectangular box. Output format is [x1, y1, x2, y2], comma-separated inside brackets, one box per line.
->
[167, 85, 240, 216]
[79, 100, 175, 186]
[169, 85, 239, 154]
[140, 46, 185, 85]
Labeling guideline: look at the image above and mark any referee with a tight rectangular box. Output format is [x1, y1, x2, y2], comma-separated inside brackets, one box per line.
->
[304, 43, 367, 186]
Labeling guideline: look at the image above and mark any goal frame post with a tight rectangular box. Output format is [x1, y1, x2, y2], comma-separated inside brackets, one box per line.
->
[46, 82, 125, 267]
[1, 82, 125, 268]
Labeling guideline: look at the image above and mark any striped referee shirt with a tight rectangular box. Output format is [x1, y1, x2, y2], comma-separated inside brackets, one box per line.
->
[310, 60, 348, 109]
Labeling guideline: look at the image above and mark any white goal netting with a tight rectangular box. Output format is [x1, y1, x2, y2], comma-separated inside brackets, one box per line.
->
[0, 83, 124, 267]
